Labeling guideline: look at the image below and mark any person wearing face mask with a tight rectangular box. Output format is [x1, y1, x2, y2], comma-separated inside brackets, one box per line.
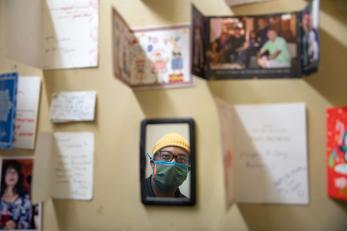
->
[145, 133, 190, 198]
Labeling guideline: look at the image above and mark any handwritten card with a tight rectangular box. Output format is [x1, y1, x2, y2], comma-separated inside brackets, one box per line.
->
[49, 91, 96, 123]
[13, 76, 41, 149]
[5, 0, 99, 69]
[43, 0, 99, 69]
[0, 73, 18, 149]
[233, 103, 308, 204]
[112, 8, 192, 89]
[53, 132, 94, 200]
[217, 102, 308, 205]
[32, 132, 94, 201]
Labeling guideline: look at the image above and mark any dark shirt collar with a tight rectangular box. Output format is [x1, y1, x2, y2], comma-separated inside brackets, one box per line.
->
[145, 175, 187, 198]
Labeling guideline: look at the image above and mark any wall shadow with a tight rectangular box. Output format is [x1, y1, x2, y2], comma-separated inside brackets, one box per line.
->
[141, 0, 189, 22]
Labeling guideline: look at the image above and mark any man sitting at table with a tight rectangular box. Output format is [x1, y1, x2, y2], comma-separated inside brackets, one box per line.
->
[257, 28, 291, 69]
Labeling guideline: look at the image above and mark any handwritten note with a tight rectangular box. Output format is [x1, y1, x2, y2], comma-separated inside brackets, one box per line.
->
[233, 103, 308, 204]
[14, 77, 41, 149]
[5, 0, 98, 69]
[49, 91, 96, 123]
[53, 132, 94, 200]
[43, 0, 99, 69]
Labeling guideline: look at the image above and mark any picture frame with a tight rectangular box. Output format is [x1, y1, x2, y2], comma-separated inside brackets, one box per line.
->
[140, 118, 196, 206]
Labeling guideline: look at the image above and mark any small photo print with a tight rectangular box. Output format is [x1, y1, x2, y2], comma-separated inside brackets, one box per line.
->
[0, 158, 41, 230]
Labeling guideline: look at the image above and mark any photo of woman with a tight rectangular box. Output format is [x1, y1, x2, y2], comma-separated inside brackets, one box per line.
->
[0, 159, 40, 230]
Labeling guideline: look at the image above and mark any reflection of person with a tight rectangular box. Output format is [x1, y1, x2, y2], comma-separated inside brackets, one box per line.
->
[301, 12, 319, 66]
[145, 133, 190, 198]
[0, 161, 33, 230]
[257, 29, 291, 68]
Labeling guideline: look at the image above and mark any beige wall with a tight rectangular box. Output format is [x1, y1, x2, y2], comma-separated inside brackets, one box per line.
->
[0, 0, 347, 230]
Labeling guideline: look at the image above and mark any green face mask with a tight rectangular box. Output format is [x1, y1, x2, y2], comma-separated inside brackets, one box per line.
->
[153, 161, 189, 192]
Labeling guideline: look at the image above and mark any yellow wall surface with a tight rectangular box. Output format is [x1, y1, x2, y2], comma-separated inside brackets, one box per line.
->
[1, 0, 347, 230]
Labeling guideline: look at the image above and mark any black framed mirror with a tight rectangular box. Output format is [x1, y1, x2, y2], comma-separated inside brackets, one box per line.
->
[140, 118, 196, 206]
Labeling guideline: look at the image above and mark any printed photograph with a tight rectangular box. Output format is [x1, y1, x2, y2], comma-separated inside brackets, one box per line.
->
[0, 158, 41, 230]
[209, 13, 298, 72]
[140, 118, 195, 206]
[300, 0, 320, 73]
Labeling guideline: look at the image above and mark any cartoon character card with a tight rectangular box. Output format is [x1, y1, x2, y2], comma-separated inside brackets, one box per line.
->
[327, 107, 347, 201]
[112, 8, 192, 89]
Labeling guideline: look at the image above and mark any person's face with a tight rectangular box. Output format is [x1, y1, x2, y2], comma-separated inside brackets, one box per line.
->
[303, 14, 312, 29]
[5, 167, 19, 187]
[258, 19, 266, 28]
[220, 32, 229, 43]
[154, 146, 189, 165]
[234, 29, 241, 37]
[267, 30, 277, 41]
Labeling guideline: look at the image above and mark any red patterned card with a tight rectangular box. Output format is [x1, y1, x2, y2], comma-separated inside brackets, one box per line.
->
[327, 107, 347, 201]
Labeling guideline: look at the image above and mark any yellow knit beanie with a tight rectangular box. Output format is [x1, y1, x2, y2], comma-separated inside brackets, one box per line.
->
[152, 133, 190, 155]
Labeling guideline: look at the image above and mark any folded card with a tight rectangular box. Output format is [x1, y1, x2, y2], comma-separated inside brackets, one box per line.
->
[217, 101, 309, 205]
[326, 107, 347, 201]
[5, 0, 99, 70]
[192, 0, 320, 79]
[112, 8, 192, 89]
[33, 132, 94, 202]
[14, 76, 41, 149]
[0, 72, 18, 149]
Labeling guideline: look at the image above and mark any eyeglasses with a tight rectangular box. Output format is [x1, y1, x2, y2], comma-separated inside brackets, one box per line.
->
[156, 150, 189, 164]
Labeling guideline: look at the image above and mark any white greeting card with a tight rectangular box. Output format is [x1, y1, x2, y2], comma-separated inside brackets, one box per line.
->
[5, 0, 98, 69]
[49, 91, 96, 123]
[14, 76, 41, 149]
[217, 102, 309, 205]
[33, 132, 94, 201]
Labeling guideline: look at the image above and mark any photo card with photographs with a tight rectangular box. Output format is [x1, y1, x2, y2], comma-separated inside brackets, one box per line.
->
[140, 118, 196, 206]
[192, 0, 320, 79]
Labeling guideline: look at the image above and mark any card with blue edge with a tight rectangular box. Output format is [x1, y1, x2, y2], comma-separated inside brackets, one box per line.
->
[0, 72, 18, 149]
